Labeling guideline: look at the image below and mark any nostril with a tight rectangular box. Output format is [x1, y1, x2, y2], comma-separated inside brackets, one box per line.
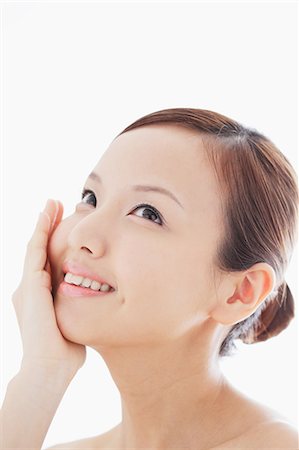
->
[81, 246, 92, 253]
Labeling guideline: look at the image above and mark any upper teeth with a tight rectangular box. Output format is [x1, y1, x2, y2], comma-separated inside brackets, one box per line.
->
[64, 272, 113, 292]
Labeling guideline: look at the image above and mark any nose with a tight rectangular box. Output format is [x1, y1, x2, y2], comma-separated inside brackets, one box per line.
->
[67, 209, 111, 258]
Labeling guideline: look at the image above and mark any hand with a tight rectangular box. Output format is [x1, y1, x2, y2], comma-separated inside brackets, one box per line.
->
[12, 199, 86, 374]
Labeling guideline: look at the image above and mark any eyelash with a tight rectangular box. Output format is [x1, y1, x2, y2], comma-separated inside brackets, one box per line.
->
[80, 189, 164, 226]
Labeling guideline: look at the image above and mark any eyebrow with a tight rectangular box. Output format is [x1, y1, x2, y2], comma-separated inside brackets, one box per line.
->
[87, 171, 184, 209]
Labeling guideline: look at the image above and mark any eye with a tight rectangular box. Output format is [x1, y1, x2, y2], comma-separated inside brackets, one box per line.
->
[130, 203, 164, 226]
[80, 188, 164, 226]
[81, 189, 97, 206]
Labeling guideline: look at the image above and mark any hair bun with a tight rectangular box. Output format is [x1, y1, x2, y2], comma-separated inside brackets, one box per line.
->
[241, 282, 295, 344]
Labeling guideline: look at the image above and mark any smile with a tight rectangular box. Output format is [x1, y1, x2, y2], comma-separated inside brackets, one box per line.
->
[64, 272, 115, 292]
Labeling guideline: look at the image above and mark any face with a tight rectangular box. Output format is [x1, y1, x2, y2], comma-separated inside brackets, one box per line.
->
[48, 124, 225, 350]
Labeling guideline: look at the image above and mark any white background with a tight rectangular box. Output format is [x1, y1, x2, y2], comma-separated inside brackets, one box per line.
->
[0, 1, 298, 448]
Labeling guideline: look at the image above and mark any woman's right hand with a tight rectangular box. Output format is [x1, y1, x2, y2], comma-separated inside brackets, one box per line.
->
[11, 199, 86, 375]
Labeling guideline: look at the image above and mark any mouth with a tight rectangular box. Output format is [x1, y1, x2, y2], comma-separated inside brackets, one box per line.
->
[57, 272, 116, 298]
[62, 260, 116, 290]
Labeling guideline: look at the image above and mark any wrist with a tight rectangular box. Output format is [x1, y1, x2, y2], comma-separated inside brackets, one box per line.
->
[1, 358, 75, 449]
[19, 357, 78, 387]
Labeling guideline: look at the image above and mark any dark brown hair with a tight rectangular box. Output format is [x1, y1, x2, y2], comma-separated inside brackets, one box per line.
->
[117, 108, 298, 357]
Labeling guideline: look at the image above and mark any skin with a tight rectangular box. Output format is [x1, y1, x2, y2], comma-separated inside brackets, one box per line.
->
[47, 124, 280, 449]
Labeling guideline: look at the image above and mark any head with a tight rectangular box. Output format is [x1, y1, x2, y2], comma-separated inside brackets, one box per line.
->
[48, 108, 298, 358]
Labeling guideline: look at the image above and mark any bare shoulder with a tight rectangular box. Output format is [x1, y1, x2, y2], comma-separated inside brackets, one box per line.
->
[247, 420, 299, 449]
[45, 421, 299, 450]
[212, 420, 299, 449]
[211, 382, 299, 449]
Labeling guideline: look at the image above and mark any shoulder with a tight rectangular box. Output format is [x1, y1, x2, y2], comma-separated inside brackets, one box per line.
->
[251, 420, 299, 448]
[214, 420, 299, 449]
[45, 421, 299, 450]
[215, 382, 299, 448]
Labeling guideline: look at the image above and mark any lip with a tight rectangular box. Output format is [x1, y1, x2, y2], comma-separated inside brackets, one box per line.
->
[57, 281, 114, 297]
[62, 260, 115, 290]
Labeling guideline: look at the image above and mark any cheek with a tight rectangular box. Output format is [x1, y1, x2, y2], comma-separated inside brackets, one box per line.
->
[115, 236, 209, 337]
[115, 233, 171, 295]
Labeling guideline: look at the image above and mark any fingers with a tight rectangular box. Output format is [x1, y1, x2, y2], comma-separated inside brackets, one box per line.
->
[23, 200, 59, 275]
[49, 200, 64, 235]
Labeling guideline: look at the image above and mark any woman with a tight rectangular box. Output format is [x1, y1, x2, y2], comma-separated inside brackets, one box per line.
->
[1, 108, 298, 449]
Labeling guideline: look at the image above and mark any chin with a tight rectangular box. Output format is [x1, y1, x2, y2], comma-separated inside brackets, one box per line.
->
[53, 296, 85, 343]
[53, 296, 105, 347]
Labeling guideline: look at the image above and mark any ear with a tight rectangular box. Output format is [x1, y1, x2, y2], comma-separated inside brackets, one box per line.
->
[210, 263, 276, 326]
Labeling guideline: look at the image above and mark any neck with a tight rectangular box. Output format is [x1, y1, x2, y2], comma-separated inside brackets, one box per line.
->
[94, 321, 237, 449]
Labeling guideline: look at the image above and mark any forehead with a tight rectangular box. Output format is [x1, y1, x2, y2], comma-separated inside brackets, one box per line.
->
[110, 124, 205, 169]
[92, 124, 222, 216]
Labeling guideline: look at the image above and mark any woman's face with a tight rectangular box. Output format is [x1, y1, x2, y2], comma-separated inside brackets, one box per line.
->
[48, 124, 225, 349]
